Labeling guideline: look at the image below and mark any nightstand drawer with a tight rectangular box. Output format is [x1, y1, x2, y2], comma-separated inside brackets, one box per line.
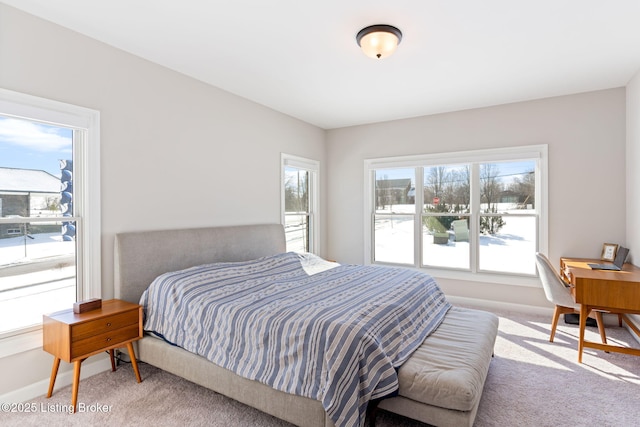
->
[71, 324, 140, 358]
[71, 309, 139, 341]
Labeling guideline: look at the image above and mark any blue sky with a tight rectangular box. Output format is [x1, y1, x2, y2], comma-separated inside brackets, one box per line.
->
[0, 116, 73, 177]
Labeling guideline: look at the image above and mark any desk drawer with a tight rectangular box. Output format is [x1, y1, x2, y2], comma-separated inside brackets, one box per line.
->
[71, 324, 140, 359]
[71, 310, 139, 341]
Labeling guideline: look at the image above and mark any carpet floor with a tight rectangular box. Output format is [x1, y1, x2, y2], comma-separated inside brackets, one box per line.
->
[3, 308, 640, 427]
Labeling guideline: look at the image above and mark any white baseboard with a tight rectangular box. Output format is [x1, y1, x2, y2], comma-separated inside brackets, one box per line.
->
[0, 357, 111, 403]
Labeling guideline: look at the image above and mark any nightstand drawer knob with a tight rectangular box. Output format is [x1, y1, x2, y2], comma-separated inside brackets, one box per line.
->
[106, 322, 112, 327]
[106, 337, 112, 342]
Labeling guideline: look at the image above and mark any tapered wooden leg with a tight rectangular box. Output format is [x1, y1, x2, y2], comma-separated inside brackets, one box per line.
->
[594, 311, 607, 344]
[46, 357, 61, 398]
[549, 305, 562, 342]
[126, 342, 142, 383]
[578, 305, 588, 363]
[109, 349, 117, 371]
[71, 360, 83, 413]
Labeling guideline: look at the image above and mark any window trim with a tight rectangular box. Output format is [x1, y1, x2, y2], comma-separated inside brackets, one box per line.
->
[0, 88, 101, 355]
[281, 153, 319, 254]
[364, 145, 547, 287]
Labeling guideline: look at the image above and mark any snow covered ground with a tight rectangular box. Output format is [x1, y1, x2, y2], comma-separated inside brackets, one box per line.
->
[0, 232, 74, 267]
[374, 208, 536, 274]
[0, 232, 75, 334]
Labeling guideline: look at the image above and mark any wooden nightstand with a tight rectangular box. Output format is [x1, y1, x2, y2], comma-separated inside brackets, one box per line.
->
[43, 299, 143, 412]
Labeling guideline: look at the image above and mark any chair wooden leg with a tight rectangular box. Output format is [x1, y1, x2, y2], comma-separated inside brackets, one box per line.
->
[550, 305, 562, 342]
[578, 305, 588, 363]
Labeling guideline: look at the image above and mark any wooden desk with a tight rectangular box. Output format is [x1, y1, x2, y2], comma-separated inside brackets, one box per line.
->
[560, 257, 640, 362]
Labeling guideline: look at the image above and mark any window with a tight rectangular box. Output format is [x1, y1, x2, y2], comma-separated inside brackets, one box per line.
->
[0, 89, 100, 352]
[281, 154, 319, 253]
[365, 145, 547, 281]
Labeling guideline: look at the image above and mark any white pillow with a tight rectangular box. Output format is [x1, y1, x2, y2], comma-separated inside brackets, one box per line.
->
[298, 252, 340, 275]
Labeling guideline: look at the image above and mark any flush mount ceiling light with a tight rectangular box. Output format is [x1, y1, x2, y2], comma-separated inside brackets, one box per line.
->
[356, 24, 403, 59]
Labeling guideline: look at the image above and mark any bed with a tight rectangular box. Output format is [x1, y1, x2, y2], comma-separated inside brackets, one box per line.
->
[114, 223, 498, 427]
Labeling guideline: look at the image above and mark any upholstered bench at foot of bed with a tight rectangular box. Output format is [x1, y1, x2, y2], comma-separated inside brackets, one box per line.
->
[378, 306, 499, 427]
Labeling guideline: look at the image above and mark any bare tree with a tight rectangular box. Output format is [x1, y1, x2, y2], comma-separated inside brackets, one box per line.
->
[450, 166, 470, 209]
[480, 164, 502, 209]
[508, 170, 535, 208]
[284, 169, 308, 213]
[425, 166, 449, 203]
[480, 164, 505, 234]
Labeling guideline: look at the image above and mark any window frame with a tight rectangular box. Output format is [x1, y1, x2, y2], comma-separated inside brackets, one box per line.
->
[364, 145, 547, 287]
[281, 153, 319, 254]
[0, 88, 101, 356]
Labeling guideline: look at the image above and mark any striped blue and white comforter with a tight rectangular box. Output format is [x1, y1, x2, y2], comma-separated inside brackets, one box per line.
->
[140, 252, 451, 427]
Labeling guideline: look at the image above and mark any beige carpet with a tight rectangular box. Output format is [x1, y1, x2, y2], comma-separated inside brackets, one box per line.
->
[4, 309, 640, 427]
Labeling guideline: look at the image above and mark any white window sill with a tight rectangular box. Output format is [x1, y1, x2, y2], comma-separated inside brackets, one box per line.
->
[368, 261, 540, 287]
[0, 328, 43, 358]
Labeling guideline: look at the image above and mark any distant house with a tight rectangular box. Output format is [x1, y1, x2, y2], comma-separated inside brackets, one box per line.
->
[376, 178, 412, 207]
[498, 189, 533, 208]
[0, 167, 61, 238]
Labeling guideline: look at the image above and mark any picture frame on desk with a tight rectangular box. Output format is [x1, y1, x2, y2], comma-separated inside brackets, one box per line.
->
[601, 243, 618, 262]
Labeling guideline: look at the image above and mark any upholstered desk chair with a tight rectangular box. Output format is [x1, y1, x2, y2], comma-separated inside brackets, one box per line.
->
[535, 253, 607, 344]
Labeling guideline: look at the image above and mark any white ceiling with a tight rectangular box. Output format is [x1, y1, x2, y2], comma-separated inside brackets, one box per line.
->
[4, 0, 640, 129]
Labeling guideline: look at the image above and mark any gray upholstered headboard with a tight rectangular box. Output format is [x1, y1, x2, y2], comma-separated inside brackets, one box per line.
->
[114, 224, 286, 304]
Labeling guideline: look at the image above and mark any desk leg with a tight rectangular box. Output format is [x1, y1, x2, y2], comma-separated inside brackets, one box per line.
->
[46, 357, 61, 398]
[594, 311, 607, 344]
[126, 342, 142, 383]
[71, 359, 83, 413]
[578, 305, 588, 363]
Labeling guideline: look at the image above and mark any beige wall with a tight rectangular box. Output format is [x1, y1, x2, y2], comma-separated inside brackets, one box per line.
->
[0, 5, 325, 398]
[625, 69, 640, 333]
[326, 89, 627, 308]
[627, 70, 640, 262]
